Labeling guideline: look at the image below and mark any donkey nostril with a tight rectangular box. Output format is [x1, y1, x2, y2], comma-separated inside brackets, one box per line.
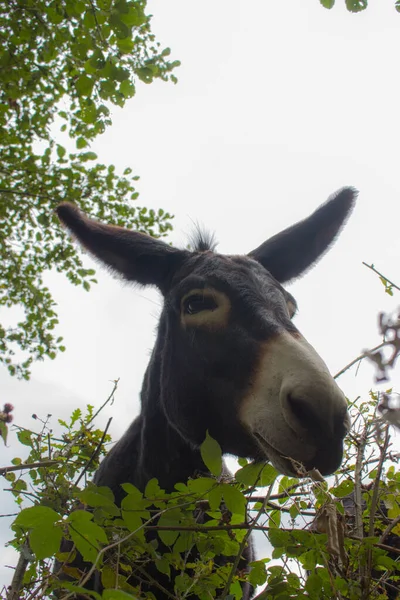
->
[286, 394, 325, 436]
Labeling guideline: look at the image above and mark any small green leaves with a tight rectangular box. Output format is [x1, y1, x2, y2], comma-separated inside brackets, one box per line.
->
[320, 0, 370, 10]
[1, 0, 177, 378]
[200, 431, 222, 477]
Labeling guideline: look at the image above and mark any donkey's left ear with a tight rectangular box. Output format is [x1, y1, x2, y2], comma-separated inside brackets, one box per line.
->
[248, 187, 357, 283]
[57, 203, 188, 294]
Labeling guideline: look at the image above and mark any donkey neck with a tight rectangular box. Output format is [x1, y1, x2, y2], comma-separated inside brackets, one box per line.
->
[137, 330, 206, 491]
[95, 330, 206, 503]
[138, 408, 205, 492]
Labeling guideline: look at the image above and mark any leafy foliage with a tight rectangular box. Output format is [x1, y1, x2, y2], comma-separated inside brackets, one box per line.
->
[0, 0, 179, 379]
[3, 383, 400, 599]
[319, 0, 400, 11]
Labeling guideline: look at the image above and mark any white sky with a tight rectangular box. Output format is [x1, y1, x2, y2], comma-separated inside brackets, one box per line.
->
[2, 0, 400, 588]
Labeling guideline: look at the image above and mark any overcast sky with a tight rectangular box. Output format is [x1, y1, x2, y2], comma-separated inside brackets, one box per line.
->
[2, 0, 400, 588]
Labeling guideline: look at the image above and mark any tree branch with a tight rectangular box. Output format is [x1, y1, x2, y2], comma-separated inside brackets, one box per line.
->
[0, 460, 59, 476]
[334, 342, 386, 380]
[362, 262, 400, 293]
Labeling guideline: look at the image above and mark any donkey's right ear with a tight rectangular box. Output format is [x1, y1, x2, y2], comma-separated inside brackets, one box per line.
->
[57, 203, 188, 294]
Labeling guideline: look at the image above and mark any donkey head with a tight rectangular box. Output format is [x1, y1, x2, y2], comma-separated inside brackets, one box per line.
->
[57, 187, 356, 477]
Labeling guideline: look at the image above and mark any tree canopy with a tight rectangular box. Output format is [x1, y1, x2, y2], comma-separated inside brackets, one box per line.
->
[320, 0, 400, 11]
[0, 0, 179, 379]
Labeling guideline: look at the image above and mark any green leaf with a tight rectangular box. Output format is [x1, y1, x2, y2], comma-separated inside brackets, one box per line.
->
[121, 482, 142, 498]
[120, 80, 135, 98]
[187, 477, 215, 495]
[289, 503, 300, 519]
[30, 523, 63, 559]
[208, 484, 223, 510]
[305, 572, 323, 594]
[56, 144, 66, 158]
[17, 430, 32, 447]
[101, 565, 117, 588]
[14, 505, 60, 528]
[103, 591, 138, 600]
[235, 462, 277, 487]
[374, 554, 396, 570]
[345, 0, 367, 11]
[56, 581, 101, 600]
[157, 509, 181, 546]
[78, 486, 119, 516]
[76, 137, 88, 149]
[117, 37, 135, 53]
[331, 479, 354, 498]
[0, 421, 8, 445]
[268, 528, 290, 547]
[320, 0, 335, 7]
[75, 75, 94, 97]
[121, 510, 143, 534]
[200, 431, 222, 477]
[221, 484, 246, 516]
[229, 581, 243, 600]
[67, 510, 108, 562]
[144, 477, 164, 499]
[248, 560, 267, 586]
[155, 557, 170, 577]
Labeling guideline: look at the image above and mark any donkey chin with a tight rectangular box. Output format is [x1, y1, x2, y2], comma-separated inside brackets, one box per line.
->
[239, 331, 351, 477]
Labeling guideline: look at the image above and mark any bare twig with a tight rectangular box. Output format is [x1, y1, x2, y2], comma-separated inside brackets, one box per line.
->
[380, 514, 400, 544]
[74, 416, 112, 487]
[220, 486, 274, 599]
[87, 379, 119, 426]
[0, 460, 59, 476]
[354, 423, 368, 596]
[334, 342, 386, 380]
[368, 427, 390, 537]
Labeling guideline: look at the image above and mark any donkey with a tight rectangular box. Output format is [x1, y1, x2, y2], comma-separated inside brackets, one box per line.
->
[56, 186, 356, 598]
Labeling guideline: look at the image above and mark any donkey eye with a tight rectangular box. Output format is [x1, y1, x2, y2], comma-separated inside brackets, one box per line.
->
[183, 294, 218, 315]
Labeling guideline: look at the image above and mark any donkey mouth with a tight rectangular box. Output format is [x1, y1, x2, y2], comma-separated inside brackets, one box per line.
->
[253, 432, 304, 476]
[253, 431, 344, 478]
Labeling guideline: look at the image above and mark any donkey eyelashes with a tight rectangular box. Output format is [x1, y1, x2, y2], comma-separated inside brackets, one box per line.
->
[183, 293, 218, 315]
